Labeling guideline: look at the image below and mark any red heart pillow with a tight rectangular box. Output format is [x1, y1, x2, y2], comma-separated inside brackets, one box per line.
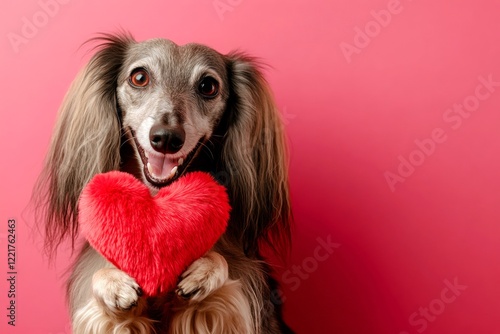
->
[78, 171, 230, 296]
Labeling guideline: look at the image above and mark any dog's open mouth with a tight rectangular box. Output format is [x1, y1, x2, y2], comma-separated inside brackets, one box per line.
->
[130, 129, 203, 187]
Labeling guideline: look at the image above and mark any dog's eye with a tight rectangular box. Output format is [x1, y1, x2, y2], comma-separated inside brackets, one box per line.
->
[129, 69, 150, 88]
[198, 77, 219, 98]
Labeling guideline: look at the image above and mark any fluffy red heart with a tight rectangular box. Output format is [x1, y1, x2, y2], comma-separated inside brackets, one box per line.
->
[78, 171, 230, 296]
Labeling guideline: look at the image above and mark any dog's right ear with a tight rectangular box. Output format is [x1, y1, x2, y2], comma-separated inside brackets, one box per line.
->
[33, 34, 134, 257]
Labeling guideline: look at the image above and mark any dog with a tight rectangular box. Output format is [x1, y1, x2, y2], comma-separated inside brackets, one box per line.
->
[34, 33, 293, 334]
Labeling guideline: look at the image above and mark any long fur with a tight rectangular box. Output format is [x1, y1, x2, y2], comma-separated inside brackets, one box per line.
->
[34, 34, 130, 256]
[222, 53, 292, 255]
[34, 33, 293, 334]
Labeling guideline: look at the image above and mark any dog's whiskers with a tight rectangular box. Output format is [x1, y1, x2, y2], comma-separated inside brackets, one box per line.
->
[120, 136, 134, 148]
[199, 140, 215, 160]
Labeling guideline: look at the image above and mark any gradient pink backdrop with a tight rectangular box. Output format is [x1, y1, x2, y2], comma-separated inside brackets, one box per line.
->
[1, 0, 500, 333]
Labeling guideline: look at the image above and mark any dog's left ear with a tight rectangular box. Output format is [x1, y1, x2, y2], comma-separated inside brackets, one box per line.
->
[221, 54, 292, 256]
[33, 34, 134, 257]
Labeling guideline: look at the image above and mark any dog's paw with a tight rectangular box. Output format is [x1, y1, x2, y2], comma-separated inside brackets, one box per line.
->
[92, 268, 143, 313]
[176, 251, 228, 302]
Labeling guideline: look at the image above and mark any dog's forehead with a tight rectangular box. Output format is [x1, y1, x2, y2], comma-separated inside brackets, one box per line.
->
[124, 39, 226, 77]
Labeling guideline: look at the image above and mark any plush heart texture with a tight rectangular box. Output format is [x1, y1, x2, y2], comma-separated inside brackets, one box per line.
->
[78, 171, 230, 296]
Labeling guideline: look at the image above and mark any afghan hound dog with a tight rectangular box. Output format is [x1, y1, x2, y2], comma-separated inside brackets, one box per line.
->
[33, 33, 293, 334]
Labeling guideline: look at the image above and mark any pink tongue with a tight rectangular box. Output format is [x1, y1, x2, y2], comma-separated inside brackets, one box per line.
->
[148, 155, 176, 180]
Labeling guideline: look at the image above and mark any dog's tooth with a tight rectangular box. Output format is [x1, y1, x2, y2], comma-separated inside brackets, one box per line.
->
[178, 158, 184, 165]
[169, 166, 178, 179]
[147, 162, 153, 175]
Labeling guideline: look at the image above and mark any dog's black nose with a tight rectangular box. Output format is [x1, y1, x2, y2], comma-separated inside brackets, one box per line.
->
[149, 124, 185, 154]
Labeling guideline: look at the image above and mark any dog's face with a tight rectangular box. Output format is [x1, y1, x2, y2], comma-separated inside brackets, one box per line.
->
[117, 39, 230, 188]
[35, 35, 291, 257]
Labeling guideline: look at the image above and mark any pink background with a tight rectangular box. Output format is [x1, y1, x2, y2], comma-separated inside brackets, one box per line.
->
[1, 0, 500, 333]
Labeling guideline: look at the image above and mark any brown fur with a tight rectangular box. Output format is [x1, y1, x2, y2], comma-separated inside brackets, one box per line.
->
[33, 33, 293, 333]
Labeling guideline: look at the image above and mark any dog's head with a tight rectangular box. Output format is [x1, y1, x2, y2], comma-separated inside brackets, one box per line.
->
[35, 34, 291, 257]
[117, 39, 230, 187]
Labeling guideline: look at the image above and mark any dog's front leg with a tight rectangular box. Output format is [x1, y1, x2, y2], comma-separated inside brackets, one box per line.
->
[70, 246, 153, 334]
[176, 250, 228, 301]
[92, 268, 144, 317]
[172, 251, 255, 334]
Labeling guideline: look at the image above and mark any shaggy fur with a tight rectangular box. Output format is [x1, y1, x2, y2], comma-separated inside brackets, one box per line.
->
[34, 33, 293, 333]
[79, 171, 230, 296]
